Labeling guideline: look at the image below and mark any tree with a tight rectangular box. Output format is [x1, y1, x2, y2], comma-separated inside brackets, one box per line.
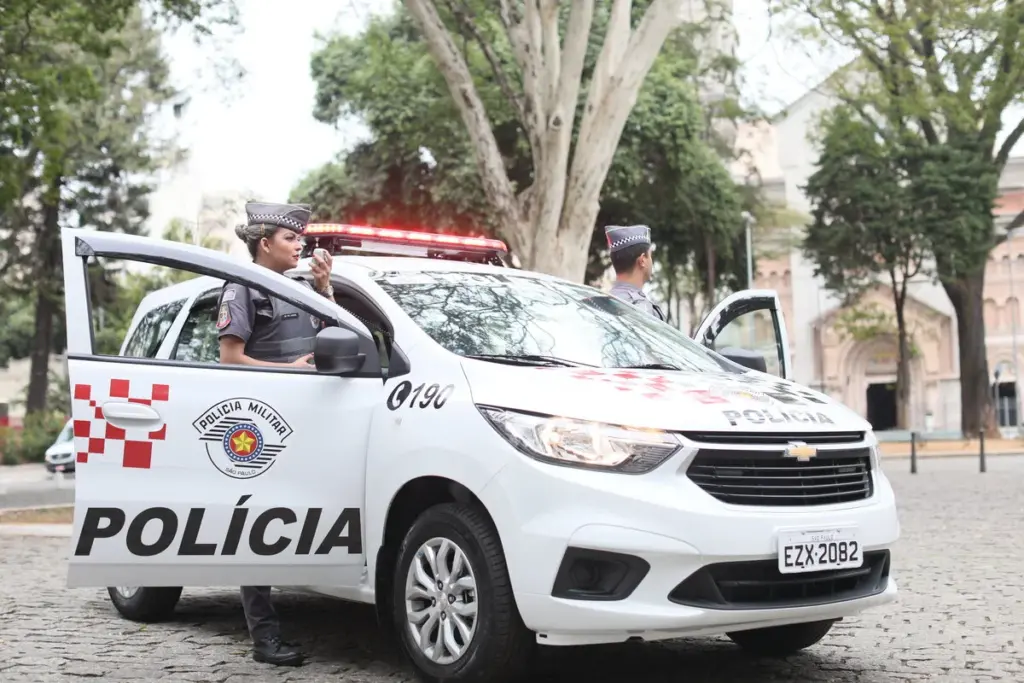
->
[298, 5, 755, 307]
[1, 9, 179, 414]
[0, 297, 36, 369]
[802, 106, 930, 429]
[776, 0, 1024, 435]
[398, 0, 696, 280]
[162, 216, 229, 253]
[594, 41, 746, 320]
[0, 0, 238, 214]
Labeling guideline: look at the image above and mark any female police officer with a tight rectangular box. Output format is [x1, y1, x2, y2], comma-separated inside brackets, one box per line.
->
[217, 201, 333, 368]
[216, 201, 333, 667]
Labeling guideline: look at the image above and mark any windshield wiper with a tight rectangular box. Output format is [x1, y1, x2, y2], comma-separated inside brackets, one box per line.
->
[466, 354, 589, 368]
[617, 362, 683, 371]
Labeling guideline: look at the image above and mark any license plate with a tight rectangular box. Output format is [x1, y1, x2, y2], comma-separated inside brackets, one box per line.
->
[777, 528, 862, 574]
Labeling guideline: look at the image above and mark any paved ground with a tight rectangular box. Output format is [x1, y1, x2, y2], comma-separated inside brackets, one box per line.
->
[2, 456, 1023, 682]
[0, 464, 74, 510]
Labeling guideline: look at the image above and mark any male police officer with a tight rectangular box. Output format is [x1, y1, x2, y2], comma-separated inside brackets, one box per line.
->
[605, 224, 666, 321]
[217, 201, 334, 666]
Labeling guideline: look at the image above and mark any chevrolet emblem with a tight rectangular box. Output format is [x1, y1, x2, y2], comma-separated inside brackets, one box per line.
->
[784, 442, 817, 461]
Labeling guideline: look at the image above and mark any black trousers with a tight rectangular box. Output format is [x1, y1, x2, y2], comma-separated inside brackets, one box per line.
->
[240, 586, 279, 642]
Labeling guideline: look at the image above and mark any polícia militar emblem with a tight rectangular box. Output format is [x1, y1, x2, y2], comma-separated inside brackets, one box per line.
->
[192, 398, 293, 479]
[223, 423, 263, 462]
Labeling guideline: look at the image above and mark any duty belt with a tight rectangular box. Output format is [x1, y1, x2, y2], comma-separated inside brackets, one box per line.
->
[246, 336, 316, 363]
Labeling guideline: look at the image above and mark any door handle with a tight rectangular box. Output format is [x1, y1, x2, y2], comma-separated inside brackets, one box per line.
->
[102, 401, 161, 425]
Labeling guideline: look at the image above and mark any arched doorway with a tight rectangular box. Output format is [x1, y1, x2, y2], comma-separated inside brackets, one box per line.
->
[840, 337, 916, 431]
[861, 341, 899, 431]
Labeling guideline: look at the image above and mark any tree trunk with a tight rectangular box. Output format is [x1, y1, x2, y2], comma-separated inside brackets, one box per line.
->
[894, 297, 911, 431]
[666, 268, 676, 326]
[527, 216, 592, 281]
[704, 238, 716, 304]
[405, 0, 686, 282]
[942, 270, 998, 438]
[26, 191, 62, 414]
[686, 291, 698, 335]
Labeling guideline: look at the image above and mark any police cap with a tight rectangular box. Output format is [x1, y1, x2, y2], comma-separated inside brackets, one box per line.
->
[245, 201, 312, 234]
[605, 224, 651, 254]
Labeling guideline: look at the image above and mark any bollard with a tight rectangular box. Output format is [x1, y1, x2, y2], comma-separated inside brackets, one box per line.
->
[910, 432, 917, 474]
[979, 430, 986, 473]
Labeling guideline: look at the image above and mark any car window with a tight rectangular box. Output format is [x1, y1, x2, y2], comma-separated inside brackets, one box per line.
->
[172, 293, 222, 364]
[374, 271, 736, 372]
[123, 299, 186, 358]
[54, 420, 73, 444]
[711, 308, 783, 377]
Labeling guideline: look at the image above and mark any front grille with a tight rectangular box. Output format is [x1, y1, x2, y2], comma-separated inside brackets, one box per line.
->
[686, 447, 873, 506]
[682, 431, 865, 445]
[669, 550, 890, 610]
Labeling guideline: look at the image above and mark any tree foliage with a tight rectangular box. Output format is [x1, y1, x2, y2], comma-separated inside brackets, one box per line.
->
[595, 38, 747, 318]
[777, 0, 1024, 435]
[294, 4, 754, 321]
[393, 0, 714, 280]
[0, 6, 222, 413]
[802, 106, 930, 428]
[0, 0, 238, 213]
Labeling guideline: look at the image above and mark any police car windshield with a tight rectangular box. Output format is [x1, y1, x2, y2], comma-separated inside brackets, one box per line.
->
[374, 271, 736, 373]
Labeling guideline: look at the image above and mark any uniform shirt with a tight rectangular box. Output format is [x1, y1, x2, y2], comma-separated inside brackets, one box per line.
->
[609, 281, 666, 321]
[216, 280, 323, 363]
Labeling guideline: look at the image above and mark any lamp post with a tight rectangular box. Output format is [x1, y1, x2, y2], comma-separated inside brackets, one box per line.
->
[741, 210, 755, 289]
[1008, 231, 1022, 434]
[741, 211, 756, 352]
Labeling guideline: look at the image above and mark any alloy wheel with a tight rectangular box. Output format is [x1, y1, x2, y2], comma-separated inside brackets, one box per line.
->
[404, 536, 479, 665]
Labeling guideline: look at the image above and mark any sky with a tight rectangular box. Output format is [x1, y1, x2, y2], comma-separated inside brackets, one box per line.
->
[143, 0, 855, 233]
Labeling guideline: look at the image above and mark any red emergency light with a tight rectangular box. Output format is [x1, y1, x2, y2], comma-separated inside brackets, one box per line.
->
[305, 223, 507, 252]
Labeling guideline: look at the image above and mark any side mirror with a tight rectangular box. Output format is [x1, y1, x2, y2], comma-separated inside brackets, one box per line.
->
[719, 346, 767, 373]
[314, 327, 366, 375]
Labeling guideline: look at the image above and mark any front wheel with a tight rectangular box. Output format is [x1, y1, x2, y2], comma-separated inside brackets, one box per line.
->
[727, 619, 835, 657]
[392, 502, 535, 683]
[107, 586, 183, 623]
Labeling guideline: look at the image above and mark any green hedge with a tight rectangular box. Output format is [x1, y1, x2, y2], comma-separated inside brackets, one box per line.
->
[0, 411, 69, 465]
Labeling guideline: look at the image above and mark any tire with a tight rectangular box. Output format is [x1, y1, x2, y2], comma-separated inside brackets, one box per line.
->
[392, 502, 535, 683]
[727, 619, 835, 657]
[106, 586, 183, 623]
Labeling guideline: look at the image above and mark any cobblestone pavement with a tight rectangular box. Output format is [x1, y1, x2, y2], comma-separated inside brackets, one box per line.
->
[2, 456, 1023, 682]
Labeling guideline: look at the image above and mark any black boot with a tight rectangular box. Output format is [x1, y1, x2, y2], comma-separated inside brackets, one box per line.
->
[252, 635, 305, 666]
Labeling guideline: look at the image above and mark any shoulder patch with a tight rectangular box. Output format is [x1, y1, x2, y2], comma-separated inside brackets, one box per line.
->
[216, 303, 231, 330]
[221, 288, 237, 302]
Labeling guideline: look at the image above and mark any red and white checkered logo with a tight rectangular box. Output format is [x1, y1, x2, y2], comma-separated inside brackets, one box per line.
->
[72, 379, 170, 469]
[561, 368, 679, 399]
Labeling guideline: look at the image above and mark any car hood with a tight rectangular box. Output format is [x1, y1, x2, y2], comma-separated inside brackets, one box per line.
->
[461, 362, 871, 434]
[45, 442, 74, 458]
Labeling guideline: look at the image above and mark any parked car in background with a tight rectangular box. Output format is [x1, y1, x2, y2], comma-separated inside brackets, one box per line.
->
[44, 418, 75, 474]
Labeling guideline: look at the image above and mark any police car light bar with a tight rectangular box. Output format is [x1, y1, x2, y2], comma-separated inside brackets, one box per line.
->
[305, 224, 507, 252]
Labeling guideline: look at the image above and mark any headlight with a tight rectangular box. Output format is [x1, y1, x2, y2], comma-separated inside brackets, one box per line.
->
[477, 406, 682, 473]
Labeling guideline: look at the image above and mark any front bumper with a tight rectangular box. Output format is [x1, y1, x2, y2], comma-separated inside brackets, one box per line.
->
[44, 450, 76, 473]
[480, 441, 900, 645]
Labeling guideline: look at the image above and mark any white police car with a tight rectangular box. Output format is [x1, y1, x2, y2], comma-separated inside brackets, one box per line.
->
[61, 225, 899, 682]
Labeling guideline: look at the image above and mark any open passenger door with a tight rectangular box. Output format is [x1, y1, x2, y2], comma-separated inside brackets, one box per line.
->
[693, 289, 791, 380]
